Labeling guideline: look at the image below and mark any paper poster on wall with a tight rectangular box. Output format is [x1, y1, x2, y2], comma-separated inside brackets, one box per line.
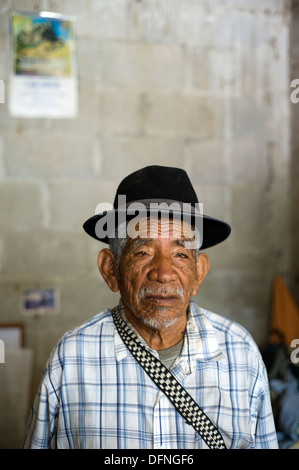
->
[8, 11, 78, 118]
[22, 288, 59, 315]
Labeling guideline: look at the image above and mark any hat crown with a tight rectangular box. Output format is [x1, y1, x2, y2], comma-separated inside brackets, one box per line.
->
[113, 165, 198, 208]
[83, 165, 231, 249]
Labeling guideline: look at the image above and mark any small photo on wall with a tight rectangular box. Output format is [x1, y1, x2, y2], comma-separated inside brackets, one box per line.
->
[22, 288, 59, 315]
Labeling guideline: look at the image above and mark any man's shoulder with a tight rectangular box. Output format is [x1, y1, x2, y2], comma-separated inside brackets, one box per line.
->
[203, 307, 252, 340]
[42, 306, 117, 388]
[61, 306, 115, 342]
[48, 306, 116, 363]
[191, 301, 260, 353]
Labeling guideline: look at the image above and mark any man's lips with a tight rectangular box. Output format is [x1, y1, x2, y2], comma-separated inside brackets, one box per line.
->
[144, 295, 179, 304]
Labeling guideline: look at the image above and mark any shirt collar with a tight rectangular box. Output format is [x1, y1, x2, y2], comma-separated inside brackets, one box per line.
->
[114, 299, 224, 369]
[178, 301, 224, 374]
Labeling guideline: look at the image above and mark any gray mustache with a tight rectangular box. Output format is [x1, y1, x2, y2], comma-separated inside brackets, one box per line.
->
[138, 285, 184, 299]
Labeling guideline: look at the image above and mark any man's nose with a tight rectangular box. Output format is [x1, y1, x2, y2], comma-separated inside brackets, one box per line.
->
[147, 255, 178, 283]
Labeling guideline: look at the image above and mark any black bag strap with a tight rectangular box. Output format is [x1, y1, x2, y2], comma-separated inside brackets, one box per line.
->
[111, 306, 227, 449]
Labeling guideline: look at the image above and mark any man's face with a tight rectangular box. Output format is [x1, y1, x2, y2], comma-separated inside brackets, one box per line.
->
[116, 217, 207, 331]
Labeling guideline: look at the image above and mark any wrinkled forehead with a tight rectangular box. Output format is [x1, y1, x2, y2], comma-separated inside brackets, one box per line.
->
[127, 216, 195, 240]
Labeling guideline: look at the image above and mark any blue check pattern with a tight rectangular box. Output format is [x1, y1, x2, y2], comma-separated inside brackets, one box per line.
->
[24, 301, 278, 449]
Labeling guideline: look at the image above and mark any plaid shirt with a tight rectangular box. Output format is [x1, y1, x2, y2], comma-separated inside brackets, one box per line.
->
[24, 301, 278, 449]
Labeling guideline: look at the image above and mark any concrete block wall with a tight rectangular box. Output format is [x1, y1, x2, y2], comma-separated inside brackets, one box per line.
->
[0, 0, 294, 403]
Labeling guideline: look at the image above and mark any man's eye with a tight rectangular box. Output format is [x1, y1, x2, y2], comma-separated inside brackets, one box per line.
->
[177, 252, 188, 258]
[136, 251, 148, 257]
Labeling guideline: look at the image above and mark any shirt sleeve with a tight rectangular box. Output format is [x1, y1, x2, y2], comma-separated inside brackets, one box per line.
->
[24, 352, 61, 449]
[250, 356, 279, 449]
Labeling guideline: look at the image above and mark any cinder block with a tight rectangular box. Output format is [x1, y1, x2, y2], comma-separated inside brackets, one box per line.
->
[0, 136, 5, 179]
[230, 139, 268, 183]
[77, 38, 103, 84]
[0, 281, 24, 320]
[189, 47, 250, 96]
[101, 89, 142, 135]
[230, 184, 267, 250]
[5, 130, 96, 178]
[143, 92, 183, 136]
[0, 181, 43, 228]
[204, 241, 232, 271]
[206, 49, 242, 95]
[187, 47, 211, 92]
[221, 0, 285, 12]
[184, 140, 227, 183]
[129, 0, 174, 43]
[192, 183, 230, 224]
[101, 90, 223, 138]
[194, 271, 237, 317]
[231, 98, 268, 139]
[101, 135, 184, 181]
[49, 179, 117, 227]
[145, 93, 223, 138]
[102, 42, 186, 91]
[130, 0, 224, 47]
[47, 0, 130, 39]
[231, 11, 254, 50]
[167, 2, 215, 47]
[60, 278, 119, 326]
[1, 228, 95, 280]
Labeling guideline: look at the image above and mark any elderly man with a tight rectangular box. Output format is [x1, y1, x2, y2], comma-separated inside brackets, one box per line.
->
[24, 165, 278, 449]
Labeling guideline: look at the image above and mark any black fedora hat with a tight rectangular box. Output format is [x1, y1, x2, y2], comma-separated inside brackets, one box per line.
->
[83, 165, 231, 250]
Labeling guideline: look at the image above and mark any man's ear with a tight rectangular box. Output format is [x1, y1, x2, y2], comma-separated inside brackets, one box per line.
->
[98, 249, 119, 293]
[192, 253, 210, 296]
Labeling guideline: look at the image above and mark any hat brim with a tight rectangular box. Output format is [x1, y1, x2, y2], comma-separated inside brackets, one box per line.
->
[83, 208, 231, 250]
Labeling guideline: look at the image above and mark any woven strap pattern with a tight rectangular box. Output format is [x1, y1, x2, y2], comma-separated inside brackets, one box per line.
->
[112, 306, 227, 449]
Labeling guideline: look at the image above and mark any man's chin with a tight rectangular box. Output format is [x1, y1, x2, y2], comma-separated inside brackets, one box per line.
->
[137, 301, 182, 329]
[141, 314, 178, 330]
